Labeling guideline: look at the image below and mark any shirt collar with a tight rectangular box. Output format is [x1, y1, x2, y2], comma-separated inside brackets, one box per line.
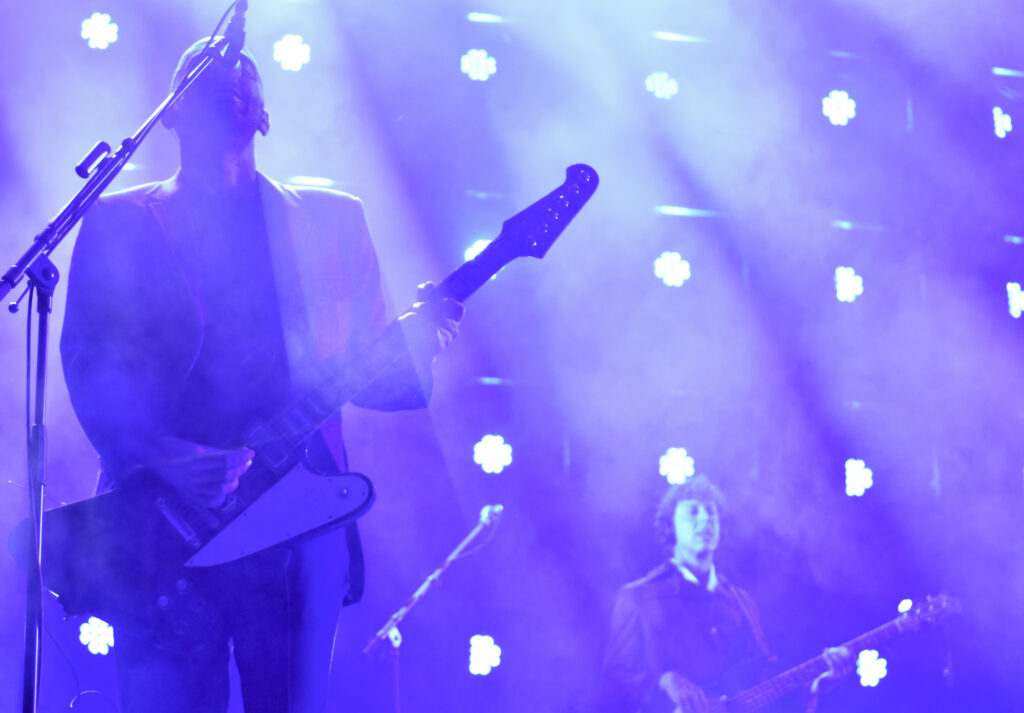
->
[672, 560, 718, 592]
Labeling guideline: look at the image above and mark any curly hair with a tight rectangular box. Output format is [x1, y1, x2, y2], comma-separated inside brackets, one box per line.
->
[654, 475, 726, 554]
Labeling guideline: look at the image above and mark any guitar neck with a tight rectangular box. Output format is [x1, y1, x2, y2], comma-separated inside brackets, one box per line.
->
[725, 619, 903, 713]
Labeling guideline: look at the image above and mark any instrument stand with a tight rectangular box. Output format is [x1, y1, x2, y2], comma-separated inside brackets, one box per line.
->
[18, 256, 59, 713]
[363, 506, 502, 713]
[0, 11, 246, 711]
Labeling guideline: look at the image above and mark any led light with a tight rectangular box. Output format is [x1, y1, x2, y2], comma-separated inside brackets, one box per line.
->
[897, 599, 913, 614]
[652, 31, 707, 43]
[467, 12, 505, 23]
[994, 107, 1013, 139]
[659, 448, 695, 485]
[474, 435, 512, 474]
[835, 267, 864, 303]
[1008, 282, 1024, 318]
[469, 634, 502, 675]
[845, 458, 873, 497]
[645, 72, 679, 100]
[823, 90, 857, 126]
[273, 34, 311, 72]
[81, 13, 119, 50]
[79, 617, 114, 655]
[993, 67, 1024, 77]
[461, 49, 497, 81]
[654, 252, 691, 287]
[654, 205, 717, 218]
[857, 649, 888, 687]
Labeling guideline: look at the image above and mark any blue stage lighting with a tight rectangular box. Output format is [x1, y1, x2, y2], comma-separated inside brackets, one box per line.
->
[474, 435, 512, 474]
[79, 616, 114, 655]
[81, 13, 119, 50]
[273, 34, 311, 72]
[856, 650, 888, 687]
[1008, 282, 1023, 318]
[834, 267, 864, 303]
[467, 12, 506, 23]
[654, 251, 691, 287]
[469, 634, 502, 675]
[994, 107, 1013, 139]
[654, 206, 717, 218]
[645, 72, 679, 100]
[845, 458, 873, 497]
[652, 31, 708, 43]
[659, 447, 695, 485]
[461, 49, 497, 81]
[822, 90, 857, 126]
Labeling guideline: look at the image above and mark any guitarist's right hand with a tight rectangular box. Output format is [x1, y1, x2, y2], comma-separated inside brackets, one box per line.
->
[660, 671, 720, 713]
[141, 437, 255, 508]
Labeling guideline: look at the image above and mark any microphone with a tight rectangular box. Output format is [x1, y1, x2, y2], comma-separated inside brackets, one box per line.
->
[480, 504, 504, 525]
[221, 0, 248, 68]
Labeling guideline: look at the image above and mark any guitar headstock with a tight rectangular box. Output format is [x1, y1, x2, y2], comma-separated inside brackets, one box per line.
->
[497, 163, 599, 259]
[898, 593, 962, 631]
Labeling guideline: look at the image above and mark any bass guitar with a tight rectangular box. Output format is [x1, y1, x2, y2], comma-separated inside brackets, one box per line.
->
[670, 593, 961, 713]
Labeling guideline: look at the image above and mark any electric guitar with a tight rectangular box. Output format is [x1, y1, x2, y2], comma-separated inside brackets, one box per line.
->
[10, 164, 599, 631]
[669, 593, 961, 713]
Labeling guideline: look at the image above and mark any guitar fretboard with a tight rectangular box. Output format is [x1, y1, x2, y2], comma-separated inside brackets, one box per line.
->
[725, 618, 908, 712]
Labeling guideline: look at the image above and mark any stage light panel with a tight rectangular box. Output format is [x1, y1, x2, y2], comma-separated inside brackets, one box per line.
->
[645, 72, 679, 100]
[81, 13, 119, 50]
[273, 34, 311, 72]
[467, 12, 505, 24]
[822, 90, 857, 126]
[79, 616, 114, 655]
[834, 267, 864, 303]
[474, 435, 512, 474]
[856, 649, 887, 687]
[469, 634, 502, 675]
[659, 447, 695, 485]
[993, 107, 1013, 139]
[654, 251, 691, 287]
[652, 31, 708, 43]
[1008, 282, 1024, 318]
[461, 49, 497, 81]
[845, 458, 873, 497]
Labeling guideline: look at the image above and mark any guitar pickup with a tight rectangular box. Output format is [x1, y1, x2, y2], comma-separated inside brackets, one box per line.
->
[155, 497, 202, 549]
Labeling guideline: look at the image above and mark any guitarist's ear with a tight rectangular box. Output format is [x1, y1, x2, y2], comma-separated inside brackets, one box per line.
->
[257, 109, 269, 137]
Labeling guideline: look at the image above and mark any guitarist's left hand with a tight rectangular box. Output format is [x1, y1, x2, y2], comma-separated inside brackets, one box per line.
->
[804, 646, 853, 712]
[397, 281, 464, 368]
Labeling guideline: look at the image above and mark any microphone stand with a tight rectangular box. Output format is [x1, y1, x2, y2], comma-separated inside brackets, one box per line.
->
[364, 505, 503, 713]
[2, 23, 244, 713]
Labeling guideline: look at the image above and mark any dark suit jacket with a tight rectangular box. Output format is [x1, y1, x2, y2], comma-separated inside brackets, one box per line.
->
[603, 562, 774, 712]
[60, 170, 427, 604]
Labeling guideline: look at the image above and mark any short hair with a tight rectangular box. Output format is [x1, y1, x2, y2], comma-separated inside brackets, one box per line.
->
[170, 37, 262, 92]
[654, 475, 726, 554]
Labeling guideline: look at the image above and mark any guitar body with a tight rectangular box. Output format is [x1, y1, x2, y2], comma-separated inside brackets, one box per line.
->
[11, 457, 374, 629]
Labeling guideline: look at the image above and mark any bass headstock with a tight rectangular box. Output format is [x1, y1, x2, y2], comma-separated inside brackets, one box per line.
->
[898, 593, 962, 631]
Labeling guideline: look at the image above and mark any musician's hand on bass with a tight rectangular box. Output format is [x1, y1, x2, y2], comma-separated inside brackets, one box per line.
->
[141, 436, 255, 507]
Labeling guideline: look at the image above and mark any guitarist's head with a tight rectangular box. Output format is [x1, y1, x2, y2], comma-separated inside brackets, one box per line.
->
[163, 37, 271, 158]
[655, 476, 724, 574]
